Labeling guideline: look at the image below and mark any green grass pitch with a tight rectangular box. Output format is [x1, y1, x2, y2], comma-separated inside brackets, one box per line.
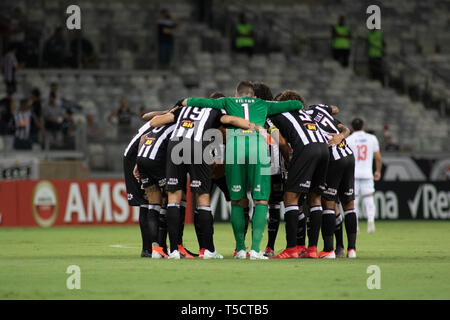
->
[1, 221, 449, 299]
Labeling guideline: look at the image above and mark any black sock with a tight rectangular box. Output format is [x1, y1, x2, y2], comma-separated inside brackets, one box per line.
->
[138, 206, 150, 251]
[344, 210, 357, 250]
[296, 211, 306, 246]
[197, 206, 215, 252]
[267, 204, 281, 249]
[166, 203, 181, 253]
[193, 209, 203, 249]
[284, 206, 299, 248]
[308, 206, 322, 247]
[178, 202, 186, 245]
[158, 209, 168, 252]
[243, 207, 250, 240]
[322, 209, 336, 252]
[148, 204, 161, 246]
[335, 213, 344, 249]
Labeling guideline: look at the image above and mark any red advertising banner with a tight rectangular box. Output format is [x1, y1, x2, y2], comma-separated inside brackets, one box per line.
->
[0, 180, 193, 227]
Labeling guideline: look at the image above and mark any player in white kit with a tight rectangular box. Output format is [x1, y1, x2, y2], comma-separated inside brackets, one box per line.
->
[346, 118, 382, 234]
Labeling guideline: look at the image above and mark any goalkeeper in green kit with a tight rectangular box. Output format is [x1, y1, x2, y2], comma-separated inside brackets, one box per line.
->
[181, 81, 303, 259]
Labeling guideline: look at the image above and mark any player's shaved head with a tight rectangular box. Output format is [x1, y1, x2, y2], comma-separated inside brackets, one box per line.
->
[235, 81, 254, 97]
[276, 90, 305, 105]
[351, 118, 365, 131]
[209, 92, 226, 99]
[253, 82, 273, 101]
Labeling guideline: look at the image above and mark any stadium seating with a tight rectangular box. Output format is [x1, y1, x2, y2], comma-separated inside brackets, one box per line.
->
[2, 0, 448, 172]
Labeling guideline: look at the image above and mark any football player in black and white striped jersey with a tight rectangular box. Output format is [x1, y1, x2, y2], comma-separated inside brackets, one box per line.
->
[268, 90, 330, 259]
[150, 99, 259, 259]
[306, 104, 357, 259]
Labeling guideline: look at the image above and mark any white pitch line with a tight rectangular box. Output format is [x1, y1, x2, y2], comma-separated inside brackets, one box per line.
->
[109, 244, 140, 249]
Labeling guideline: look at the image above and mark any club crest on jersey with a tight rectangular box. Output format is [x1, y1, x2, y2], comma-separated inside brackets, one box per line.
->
[181, 120, 195, 128]
[304, 123, 317, 131]
[144, 137, 155, 145]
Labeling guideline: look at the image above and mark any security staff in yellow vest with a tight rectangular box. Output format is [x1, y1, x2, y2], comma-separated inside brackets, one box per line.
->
[367, 29, 385, 84]
[234, 13, 254, 56]
[331, 16, 351, 67]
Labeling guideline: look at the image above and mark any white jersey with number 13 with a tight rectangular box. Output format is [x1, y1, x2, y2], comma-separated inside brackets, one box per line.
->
[346, 130, 380, 180]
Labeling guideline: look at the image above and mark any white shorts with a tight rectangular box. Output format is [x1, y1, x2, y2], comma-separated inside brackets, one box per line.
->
[354, 178, 375, 197]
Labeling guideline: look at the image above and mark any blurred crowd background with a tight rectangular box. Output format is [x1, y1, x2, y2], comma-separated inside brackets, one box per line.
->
[0, 0, 449, 175]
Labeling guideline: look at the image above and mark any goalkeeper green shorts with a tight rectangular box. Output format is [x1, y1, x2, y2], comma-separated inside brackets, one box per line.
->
[224, 132, 271, 201]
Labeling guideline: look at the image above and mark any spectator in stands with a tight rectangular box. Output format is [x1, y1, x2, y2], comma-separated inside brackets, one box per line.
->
[30, 88, 42, 143]
[12, 98, 43, 150]
[157, 9, 176, 69]
[233, 13, 254, 56]
[43, 27, 67, 68]
[382, 124, 399, 151]
[108, 97, 136, 139]
[86, 113, 104, 140]
[7, 7, 27, 64]
[43, 92, 65, 135]
[2, 46, 19, 94]
[70, 30, 98, 69]
[61, 110, 77, 149]
[0, 90, 14, 135]
[331, 15, 351, 67]
[367, 28, 385, 85]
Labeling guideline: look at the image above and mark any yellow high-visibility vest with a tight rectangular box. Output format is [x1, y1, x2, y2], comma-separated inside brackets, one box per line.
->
[367, 30, 383, 58]
[332, 24, 350, 49]
[235, 23, 254, 48]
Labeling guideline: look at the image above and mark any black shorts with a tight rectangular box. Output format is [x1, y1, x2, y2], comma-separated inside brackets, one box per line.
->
[123, 155, 147, 206]
[136, 156, 166, 190]
[165, 140, 211, 194]
[212, 175, 231, 201]
[322, 154, 355, 204]
[269, 174, 284, 204]
[285, 143, 329, 194]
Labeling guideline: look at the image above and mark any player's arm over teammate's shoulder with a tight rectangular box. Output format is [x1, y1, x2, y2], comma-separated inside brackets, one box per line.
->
[182, 97, 226, 110]
[220, 114, 255, 130]
[149, 105, 183, 127]
[327, 122, 351, 146]
[142, 110, 169, 121]
[266, 99, 303, 115]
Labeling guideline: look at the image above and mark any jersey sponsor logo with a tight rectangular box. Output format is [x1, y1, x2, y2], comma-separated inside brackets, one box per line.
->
[141, 177, 149, 184]
[254, 184, 261, 192]
[32, 181, 59, 227]
[339, 140, 346, 148]
[190, 180, 202, 188]
[167, 178, 178, 185]
[144, 137, 155, 145]
[304, 123, 317, 131]
[232, 185, 241, 192]
[181, 120, 195, 128]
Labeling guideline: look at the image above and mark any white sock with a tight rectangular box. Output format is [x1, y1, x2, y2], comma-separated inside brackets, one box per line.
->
[363, 196, 376, 222]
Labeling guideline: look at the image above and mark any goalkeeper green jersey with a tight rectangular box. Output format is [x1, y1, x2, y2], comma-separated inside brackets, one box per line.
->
[186, 96, 303, 126]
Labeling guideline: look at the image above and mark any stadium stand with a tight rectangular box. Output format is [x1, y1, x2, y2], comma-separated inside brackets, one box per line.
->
[0, 0, 448, 174]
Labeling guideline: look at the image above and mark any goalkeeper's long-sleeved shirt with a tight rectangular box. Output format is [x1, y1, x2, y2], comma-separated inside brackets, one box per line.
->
[186, 96, 303, 127]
